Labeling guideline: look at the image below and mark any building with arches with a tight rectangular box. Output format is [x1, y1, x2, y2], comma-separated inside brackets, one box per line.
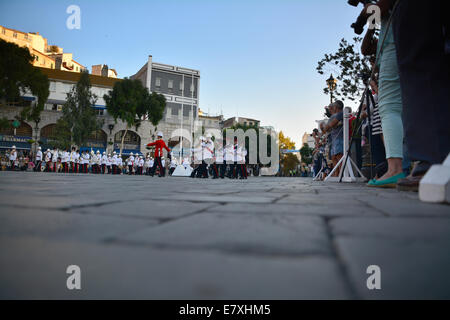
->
[0, 55, 201, 159]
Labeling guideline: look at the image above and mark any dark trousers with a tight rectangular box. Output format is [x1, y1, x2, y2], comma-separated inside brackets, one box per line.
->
[34, 160, 41, 172]
[150, 157, 165, 177]
[128, 165, 133, 175]
[210, 163, 219, 178]
[392, 0, 450, 164]
[101, 164, 106, 174]
[217, 163, 226, 178]
[197, 161, 208, 178]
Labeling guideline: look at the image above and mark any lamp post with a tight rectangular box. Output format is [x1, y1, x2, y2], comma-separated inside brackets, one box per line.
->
[326, 74, 337, 104]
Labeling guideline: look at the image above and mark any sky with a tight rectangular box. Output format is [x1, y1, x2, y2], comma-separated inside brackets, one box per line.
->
[0, 0, 363, 148]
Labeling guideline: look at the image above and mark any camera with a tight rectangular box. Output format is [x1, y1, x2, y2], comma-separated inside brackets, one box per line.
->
[348, 0, 375, 34]
[347, 0, 372, 7]
[357, 72, 371, 83]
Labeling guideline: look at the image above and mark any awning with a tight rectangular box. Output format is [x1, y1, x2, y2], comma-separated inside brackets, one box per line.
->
[47, 99, 66, 105]
[21, 96, 35, 101]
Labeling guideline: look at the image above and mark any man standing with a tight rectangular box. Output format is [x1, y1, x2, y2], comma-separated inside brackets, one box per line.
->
[391, 0, 450, 191]
[52, 149, 59, 173]
[127, 152, 135, 175]
[9, 146, 17, 171]
[322, 101, 344, 177]
[106, 153, 112, 174]
[147, 131, 171, 177]
[204, 134, 217, 179]
[169, 156, 177, 176]
[34, 146, 42, 172]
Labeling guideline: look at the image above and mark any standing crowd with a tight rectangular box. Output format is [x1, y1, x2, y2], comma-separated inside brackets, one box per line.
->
[311, 0, 449, 191]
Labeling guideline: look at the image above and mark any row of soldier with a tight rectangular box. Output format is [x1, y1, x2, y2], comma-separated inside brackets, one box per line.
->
[14, 131, 250, 179]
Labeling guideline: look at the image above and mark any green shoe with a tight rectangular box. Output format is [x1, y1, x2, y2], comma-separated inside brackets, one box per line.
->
[368, 172, 406, 188]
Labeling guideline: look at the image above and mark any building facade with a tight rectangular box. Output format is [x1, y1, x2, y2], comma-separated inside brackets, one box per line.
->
[0, 55, 201, 159]
[131, 55, 200, 156]
[0, 25, 86, 73]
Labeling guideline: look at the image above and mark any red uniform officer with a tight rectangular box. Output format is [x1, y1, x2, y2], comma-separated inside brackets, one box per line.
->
[146, 131, 170, 177]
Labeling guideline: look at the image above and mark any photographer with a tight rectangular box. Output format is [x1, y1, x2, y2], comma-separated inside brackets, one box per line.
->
[360, 0, 405, 188]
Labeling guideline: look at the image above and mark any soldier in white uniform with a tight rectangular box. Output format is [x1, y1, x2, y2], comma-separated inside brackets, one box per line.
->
[106, 153, 112, 174]
[224, 138, 235, 178]
[51, 149, 59, 172]
[127, 152, 135, 175]
[61, 149, 69, 173]
[137, 156, 144, 175]
[74, 150, 80, 173]
[44, 149, 52, 172]
[117, 153, 123, 174]
[204, 133, 217, 179]
[34, 146, 43, 172]
[169, 156, 177, 176]
[215, 138, 226, 179]
[101, 152, 107, 174]
[111, 152, 117, 174]
[9, 146, 17, 171]
[182, 157, 190, 169]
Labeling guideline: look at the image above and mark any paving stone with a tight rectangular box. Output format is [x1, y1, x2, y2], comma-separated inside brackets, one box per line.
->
[330, 217, 450, 241]
[119, 212, 331, 256]
[334, 237, 450, 299]
[0, 237, 351, 299]
[0, 208, 155, 242]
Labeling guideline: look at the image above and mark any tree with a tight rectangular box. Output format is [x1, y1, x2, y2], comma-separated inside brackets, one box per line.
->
[104, 79, 166, 154]
[278, 131, 299, 175]
[0, 39, 49, 122]
[300, 142, 314, 165]
[316, 37, 371, 102]
[53, 71, 102, 149]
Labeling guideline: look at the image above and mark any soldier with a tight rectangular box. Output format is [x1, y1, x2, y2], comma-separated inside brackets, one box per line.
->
[137, 156, 144, 175]
[9, 146, 17, 171]
[74, 150, 80, 173]
[101, 152, 107, 174]
[191, 136, 204, 178]
[215, 137, 225, 179]
[169, 156, 177, 176]
[70, 147, 76, 173]
[204, 133, 218, 179]
[127, 152, 135, 175]
[61, 149, 69, 173]
[117, 153, 123, 175]
[224, 138, 235, 179]
[144, 155, 151, 175]
[106, 153, 112, 174]
[51, 148, 59, 173]
[111, 151, 117, 174]
[182, 157, 190, 169]
[34, 146, 43, 172]
[147, 131, 171, 177]
[44, 149, 51, 172]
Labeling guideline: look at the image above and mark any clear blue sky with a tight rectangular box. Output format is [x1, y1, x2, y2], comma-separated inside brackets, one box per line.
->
[0, 0, 362, 148]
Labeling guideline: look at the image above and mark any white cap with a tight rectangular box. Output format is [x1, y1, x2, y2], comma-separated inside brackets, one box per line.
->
[96, 150, 100, 153]
[108, 154, 111, 156]
[47, 149, 50, 152]
[130, 152, 133, 155]
[12, 145, 16, 149]
[113, 151, 117, 154]
[157, 131, 163, 137]
[38, 147, 41, 150]
[103, 152, 106, 155]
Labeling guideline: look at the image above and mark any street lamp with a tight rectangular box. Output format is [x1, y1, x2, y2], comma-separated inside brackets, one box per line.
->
[326, 74, 337, 104]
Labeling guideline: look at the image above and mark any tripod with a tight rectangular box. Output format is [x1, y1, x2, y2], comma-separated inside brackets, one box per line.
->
[337, 80, 377, 182]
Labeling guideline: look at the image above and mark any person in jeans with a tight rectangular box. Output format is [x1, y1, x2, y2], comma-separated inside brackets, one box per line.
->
[361, 5, 405, 187]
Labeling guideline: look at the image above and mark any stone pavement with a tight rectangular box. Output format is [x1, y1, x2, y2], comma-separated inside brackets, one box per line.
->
[0, 171, 449, 299]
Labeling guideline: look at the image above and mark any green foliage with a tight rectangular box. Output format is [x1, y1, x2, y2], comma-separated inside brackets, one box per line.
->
[104, 79, 166, 128]
[0, 39, 49, 123]
[300, 142, 314, 165]
[0, 117, 11, 131]
[53, 71, 102, 148]
[316, 37, 371, 101]
[281, 153, 300, 174]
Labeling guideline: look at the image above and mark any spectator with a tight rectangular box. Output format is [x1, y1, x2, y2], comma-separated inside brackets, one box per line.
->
[361, 4, 405, 187]
[393, 0, 450, 191]
[322, 101, 344, 177]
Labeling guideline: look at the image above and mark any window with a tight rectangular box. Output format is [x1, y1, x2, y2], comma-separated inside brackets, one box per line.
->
[13, 32, 17, 38]
[155, 78, 161, 87]
[1, 28, 5, 35]
[179, 81, 183, 91]
[35, 56, 39, 61]
[168, 80, 173, 89]
[24, 34, 28, 40]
